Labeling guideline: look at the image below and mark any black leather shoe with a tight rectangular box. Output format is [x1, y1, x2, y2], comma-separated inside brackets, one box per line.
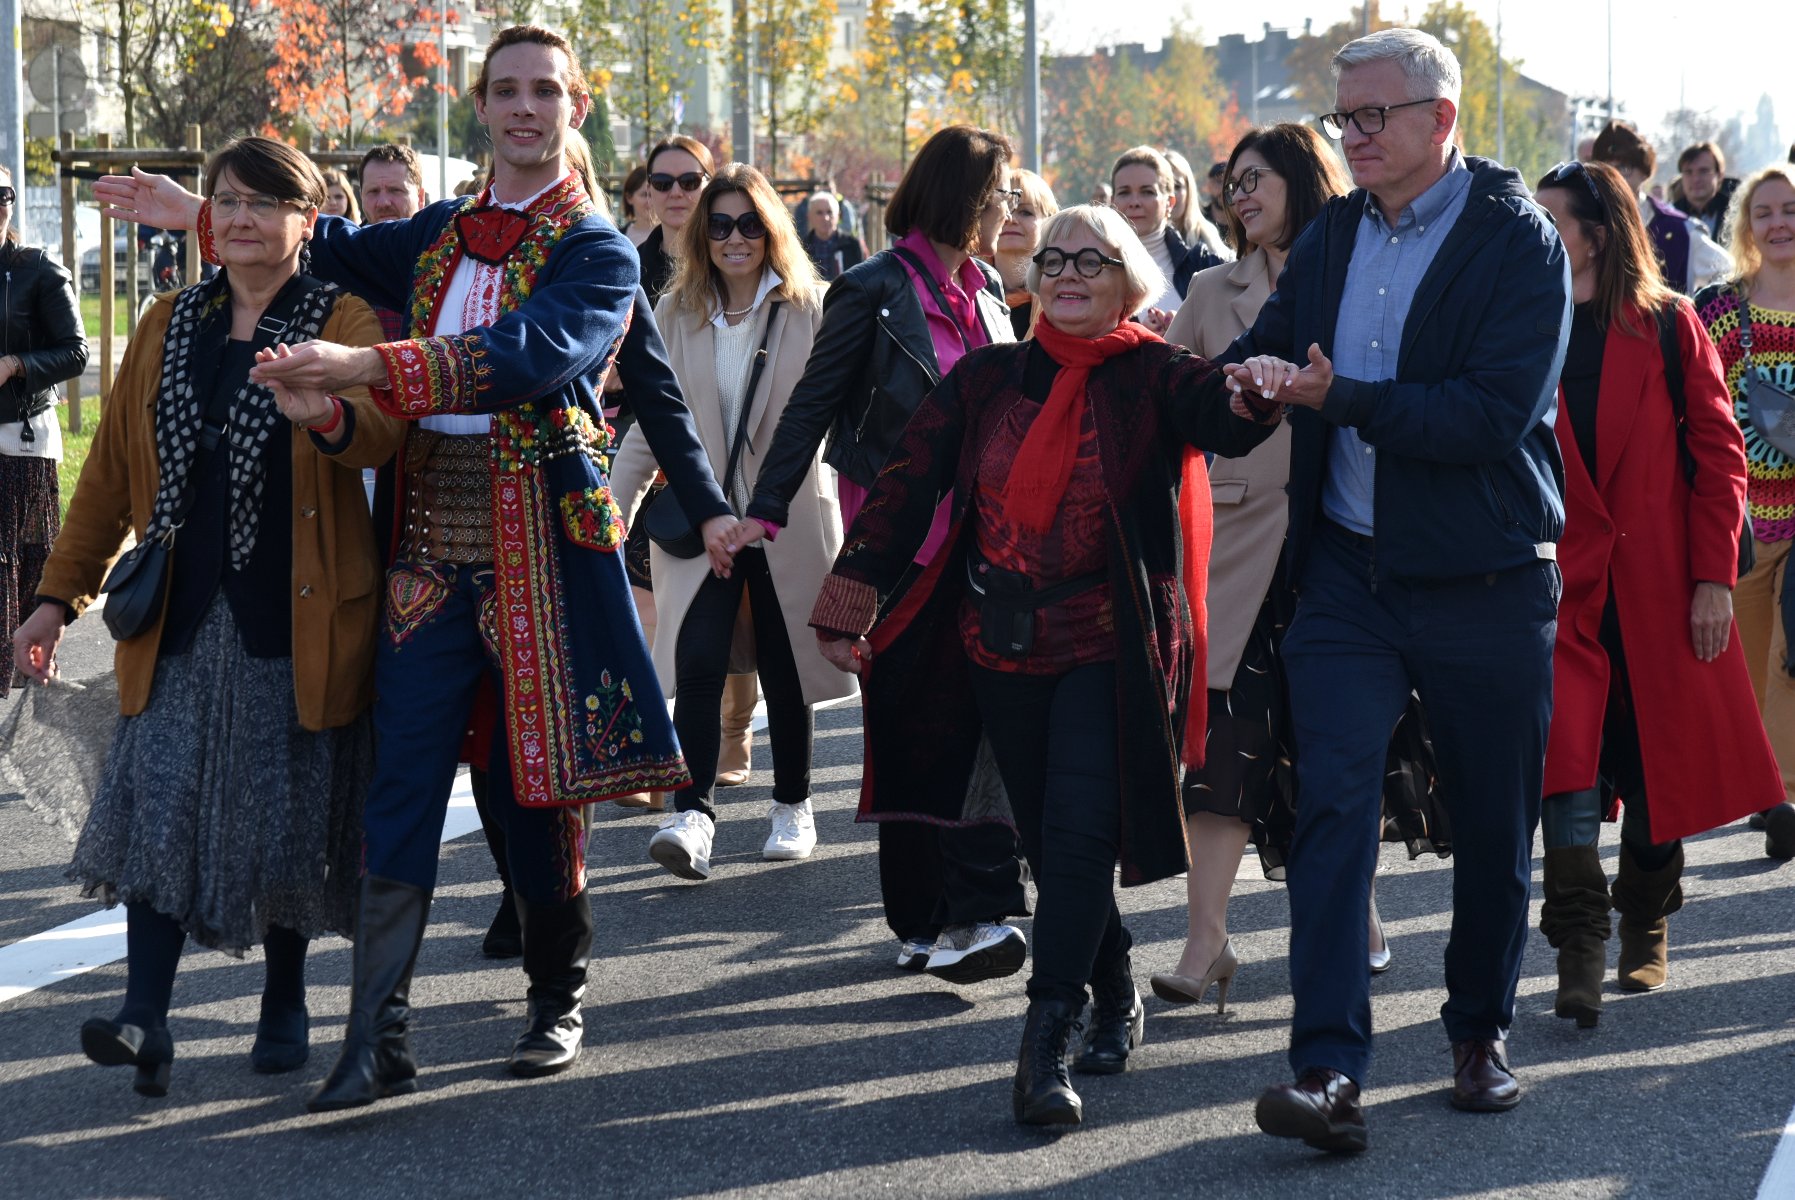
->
[1254, 1069, 1366, 1153]
[250, 1004, 310, 1074]
[1012, 997, 1084, 1126]
[1073, 953, 1144, 1076]
[1765, 803, 1795, 862]
[81, 1017, 175, 1098]
[1451, 1039, 1521, 1112]
[308, 876, 432, 1113]
[508, 890, 592, 1078]
[482, 891, 524, 959]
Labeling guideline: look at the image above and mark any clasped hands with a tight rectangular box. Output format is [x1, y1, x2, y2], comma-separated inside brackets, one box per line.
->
[1224, 342, 1334, 421]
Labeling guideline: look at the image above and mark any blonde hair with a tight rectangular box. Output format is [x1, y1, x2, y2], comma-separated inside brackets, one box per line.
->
[1013, 169, 1059, 225]
[669, 163, 823, 318]
[1027, 204, 1165, 315]
[1728, 165, 1795, 295]
[1111, 145, 1173, 191]
[563, 128, 611, 221]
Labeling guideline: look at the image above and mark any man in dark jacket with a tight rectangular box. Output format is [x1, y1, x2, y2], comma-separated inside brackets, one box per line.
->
[1674, 141, 1741, 243]
[1221, 28, 1570, 1154]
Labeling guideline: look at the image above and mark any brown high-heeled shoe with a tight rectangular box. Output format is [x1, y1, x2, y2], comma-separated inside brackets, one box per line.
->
[1150, 939, 1240, 1012]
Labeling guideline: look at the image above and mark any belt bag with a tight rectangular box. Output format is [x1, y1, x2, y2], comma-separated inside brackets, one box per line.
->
[1739, 290, 1795, 460]
[965, 552, 1105, 660]
[646, 302, 781, 558]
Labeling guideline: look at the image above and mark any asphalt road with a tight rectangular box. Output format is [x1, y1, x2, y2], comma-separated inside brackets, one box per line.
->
[1, 615, 1792, 1200]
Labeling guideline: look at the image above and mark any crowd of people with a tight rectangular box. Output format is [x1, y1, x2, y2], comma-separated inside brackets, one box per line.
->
[6, 18, 1795, 1156]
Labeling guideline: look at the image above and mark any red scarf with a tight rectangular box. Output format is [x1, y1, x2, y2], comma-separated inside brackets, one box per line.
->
[1002, 317, 1162, 531]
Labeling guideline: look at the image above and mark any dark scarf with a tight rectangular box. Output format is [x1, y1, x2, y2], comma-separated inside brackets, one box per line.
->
[145, 269, 339, 567]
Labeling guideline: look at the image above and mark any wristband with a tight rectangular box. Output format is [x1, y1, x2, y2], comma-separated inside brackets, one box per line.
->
[306, 397, 344, 435]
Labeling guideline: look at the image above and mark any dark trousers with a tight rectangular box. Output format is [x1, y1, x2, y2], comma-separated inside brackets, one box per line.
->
[877, 821, 1029, 942]
[1281, 523, 1557, 1084]
[970, 661, 1129, 1006]
[363, 561, 586, 906]
[672, 547, 812, 819]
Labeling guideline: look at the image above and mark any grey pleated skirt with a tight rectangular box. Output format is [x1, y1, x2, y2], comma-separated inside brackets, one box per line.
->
[70, 595, 371, 955]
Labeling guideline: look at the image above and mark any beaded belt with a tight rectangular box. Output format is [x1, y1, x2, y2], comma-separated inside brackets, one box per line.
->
[397, 428, 495, 564]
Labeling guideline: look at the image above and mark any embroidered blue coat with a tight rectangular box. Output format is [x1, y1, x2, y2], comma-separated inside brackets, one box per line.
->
[270, 175, 692, 807]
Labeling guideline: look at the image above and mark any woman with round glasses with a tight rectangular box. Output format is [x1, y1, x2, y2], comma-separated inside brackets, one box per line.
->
[0, 164, 86, 698]
[1109, 146, 1226, 335]
[803, 203, 1275, 1126]
[733, 125, 1031, 991]
[1531, 159, 1779, 1026]
[14, 136, 401, 1096]
[611, 164, 852, 879]
[636, 136, 715, 302]
[1157, 124, 1435, 1011]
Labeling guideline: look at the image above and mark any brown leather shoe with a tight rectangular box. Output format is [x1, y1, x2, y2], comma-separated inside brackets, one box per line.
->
[1254, 1069, 1366, 1153]
[1451, 1039, 1521, 1112]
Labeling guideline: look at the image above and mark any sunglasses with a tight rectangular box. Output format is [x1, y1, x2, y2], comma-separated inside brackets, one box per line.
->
[1033, 246, 1124, 279]
[649, 172, 707, 193]
[707, 211, 768, 241]
[0, 187, 14, 207]
[1541, 161, 1608, 222]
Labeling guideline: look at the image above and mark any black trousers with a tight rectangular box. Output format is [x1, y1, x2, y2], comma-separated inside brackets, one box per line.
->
[970, 660, 1129, 1006]
[877, 820, 1029, 942]
[672, 547, 812, 819]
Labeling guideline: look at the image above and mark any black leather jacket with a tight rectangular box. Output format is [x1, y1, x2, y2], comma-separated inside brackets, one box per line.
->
[0, 242, 86, 437]
[747, 248, 1012, 526]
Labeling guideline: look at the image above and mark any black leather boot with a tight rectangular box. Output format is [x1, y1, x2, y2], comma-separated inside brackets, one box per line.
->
[1074, 952, 1144, 1075]
[307, 876, 432, 1112]
[508, 890, 593, 1078]
[1012, 996, 1084, 1126]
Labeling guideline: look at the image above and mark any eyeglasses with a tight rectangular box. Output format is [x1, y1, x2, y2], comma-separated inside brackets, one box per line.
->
[211, 193, 304, 219]
[0, 187, 15, 207]
[989, 188, 1022, 213]
[1319, 98, 1440, 139]
[707, 211, 768, 241]
[649, 172, 707, 193]
[1541, 161, 1608, 222]
[1223, 166, 1278, 205]
[1033, 246, 1124, 279]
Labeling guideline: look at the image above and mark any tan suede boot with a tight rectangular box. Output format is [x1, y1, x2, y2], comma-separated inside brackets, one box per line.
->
[717, 673, 758, 787]
[1612, 842, 1684, 992]
[1539, 846, 1611, 1027]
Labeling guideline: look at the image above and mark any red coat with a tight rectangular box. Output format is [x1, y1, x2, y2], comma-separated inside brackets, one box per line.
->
[1543, 301, 1782, 841]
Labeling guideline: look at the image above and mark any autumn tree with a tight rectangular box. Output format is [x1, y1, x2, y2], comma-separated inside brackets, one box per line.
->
[1040, 48, 1153, 199]
[134, 0, 276, 145]
[265, 0, 446, 144]
[743, 0, 837, 177]
[582, 0, 720, 159]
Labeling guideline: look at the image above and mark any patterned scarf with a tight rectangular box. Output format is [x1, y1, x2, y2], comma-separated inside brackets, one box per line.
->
[145, 270, 340, 568]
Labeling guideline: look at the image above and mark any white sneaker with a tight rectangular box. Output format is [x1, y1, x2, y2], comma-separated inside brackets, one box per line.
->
[925, 922, 1027, 985]
[762, 799, 817, 861]
[895, 938, 933, 971]
[648, 810, 715, 880]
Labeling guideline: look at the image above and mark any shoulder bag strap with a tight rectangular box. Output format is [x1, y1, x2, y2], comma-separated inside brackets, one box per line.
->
[1737, 284, 1759, 375]
[720, 300, 781, 497]
[889, 245, 973, 356]
[1658, 303, 1695, 484]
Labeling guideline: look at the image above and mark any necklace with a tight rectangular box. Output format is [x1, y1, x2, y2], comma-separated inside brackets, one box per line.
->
[722, 301, 756, 318]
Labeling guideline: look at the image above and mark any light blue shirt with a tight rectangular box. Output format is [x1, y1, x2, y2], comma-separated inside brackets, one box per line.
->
[1322, 152, 1474, 535]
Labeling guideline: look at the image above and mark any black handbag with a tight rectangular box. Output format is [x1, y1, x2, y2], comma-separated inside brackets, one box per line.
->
[99, 512, 187, 642]
[1661, 304, 1755, 578]
[1738, 289, 1795, 460]
[644, 302, 780, 558]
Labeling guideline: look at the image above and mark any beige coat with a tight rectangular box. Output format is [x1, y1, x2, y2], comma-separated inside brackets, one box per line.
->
[38, 291, 403, 729]
[1165, 249, 1294, 688]
[611, 289, 858, 708]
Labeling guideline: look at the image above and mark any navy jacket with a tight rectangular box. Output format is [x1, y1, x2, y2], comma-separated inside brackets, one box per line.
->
[1226, 156, 1572, 583]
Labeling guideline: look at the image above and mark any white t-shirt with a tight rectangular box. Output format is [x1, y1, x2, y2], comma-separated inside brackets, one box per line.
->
[0, 407, 63, 461]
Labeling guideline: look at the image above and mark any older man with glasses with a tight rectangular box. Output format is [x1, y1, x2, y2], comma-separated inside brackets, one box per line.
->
[1218, 27, 1572, 1153]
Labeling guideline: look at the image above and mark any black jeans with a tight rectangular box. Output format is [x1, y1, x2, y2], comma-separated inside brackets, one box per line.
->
[672, 547, 812, 819]
[970, 660, 1130, 1006]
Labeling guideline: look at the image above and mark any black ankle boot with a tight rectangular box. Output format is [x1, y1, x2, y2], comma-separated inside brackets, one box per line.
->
[483, 890, 524, 960]
[1012, 996, 1084, 1126]
[1074, 953, 1144, 1075]
[81, 1018, 176, 1097]
[307, 876, 432, 1113]
[508, 890, 592, 1078]
[253, 926, 311, 1073]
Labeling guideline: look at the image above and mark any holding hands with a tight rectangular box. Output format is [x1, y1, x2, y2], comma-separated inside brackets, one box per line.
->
[1225, 342, 1335, 419]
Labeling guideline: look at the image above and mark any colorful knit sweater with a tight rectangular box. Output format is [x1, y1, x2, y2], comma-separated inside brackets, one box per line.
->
[1695, 285, 1795, 542]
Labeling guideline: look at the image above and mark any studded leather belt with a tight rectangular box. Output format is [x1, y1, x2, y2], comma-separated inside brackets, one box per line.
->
[397, 428, 495, 564]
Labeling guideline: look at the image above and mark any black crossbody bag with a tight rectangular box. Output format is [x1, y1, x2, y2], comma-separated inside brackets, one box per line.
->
[645, 301, 781, 558]
[1661, 303, 1755, 578]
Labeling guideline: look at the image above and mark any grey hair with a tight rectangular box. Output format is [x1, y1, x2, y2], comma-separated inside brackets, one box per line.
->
[1332, 27, 1462, 104]
[806, 190, 838, 215]
[1026, 204, 1165, 316]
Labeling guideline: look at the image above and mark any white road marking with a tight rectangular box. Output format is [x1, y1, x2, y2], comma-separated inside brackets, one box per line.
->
[1759, 1100, 1795, 1200]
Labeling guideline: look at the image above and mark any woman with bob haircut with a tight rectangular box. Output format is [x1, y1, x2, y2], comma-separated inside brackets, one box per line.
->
[611, 164, 855, 879]
[1109, 145, 1225, 333]
[15, 136, 402, 1096]
[801, 203, 1276, 1126]
[734, 124, 1031, 990]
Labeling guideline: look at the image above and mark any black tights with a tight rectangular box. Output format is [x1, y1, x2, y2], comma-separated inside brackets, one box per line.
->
[672, 548, 813, 819]
[115, 903, 308, 1029]
[970, 661, 1129, 1006]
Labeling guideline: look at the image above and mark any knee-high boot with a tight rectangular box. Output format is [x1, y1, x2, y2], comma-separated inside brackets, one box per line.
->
[1612, 841, 1683, 992]
[307, 876, 433, 1112]
[508, 889, 593, 1078]
[1539, 846, 1611, 1027]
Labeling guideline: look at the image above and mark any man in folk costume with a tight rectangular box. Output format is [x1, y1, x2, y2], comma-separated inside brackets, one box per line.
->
[97, 25, 736, 1110]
